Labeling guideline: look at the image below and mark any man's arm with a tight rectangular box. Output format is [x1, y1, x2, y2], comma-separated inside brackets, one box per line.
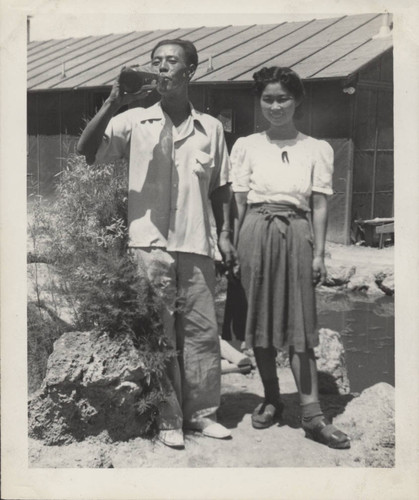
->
[77, 98, 120, 165]
[211, 184, 238, 274]
[77, 72, 154, 165]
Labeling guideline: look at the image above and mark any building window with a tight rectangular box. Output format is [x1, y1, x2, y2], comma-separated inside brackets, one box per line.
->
[216, 108, 234, 133]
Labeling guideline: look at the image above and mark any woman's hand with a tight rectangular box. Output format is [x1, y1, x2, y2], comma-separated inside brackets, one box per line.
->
[312, 255, 327, 285]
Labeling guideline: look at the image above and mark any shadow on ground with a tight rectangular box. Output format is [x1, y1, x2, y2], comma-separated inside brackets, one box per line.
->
[218, 392, 263, 429]
[219, 391, 355, 430]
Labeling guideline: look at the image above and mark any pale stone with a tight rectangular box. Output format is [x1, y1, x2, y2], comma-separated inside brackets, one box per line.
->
[29, 331, 157, 445]
[315, 328, 351, 395]
[334, 382, 395, 466]
[323, 264, 356, 287]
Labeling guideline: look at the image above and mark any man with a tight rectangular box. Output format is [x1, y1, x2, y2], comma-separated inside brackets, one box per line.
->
[77, 39, 236, 449]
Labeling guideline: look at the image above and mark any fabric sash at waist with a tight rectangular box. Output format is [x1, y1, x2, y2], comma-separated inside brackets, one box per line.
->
[248, 203, 311, 236]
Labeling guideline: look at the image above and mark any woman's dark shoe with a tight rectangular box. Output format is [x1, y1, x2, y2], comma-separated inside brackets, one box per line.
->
[252, 401, 284, 429]
[303, 417, 351, 449]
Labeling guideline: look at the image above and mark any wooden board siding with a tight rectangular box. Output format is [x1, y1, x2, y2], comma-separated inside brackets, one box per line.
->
[351, 50, 393, 222]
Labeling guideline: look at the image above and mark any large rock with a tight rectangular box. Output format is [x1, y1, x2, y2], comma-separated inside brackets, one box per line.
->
[346, 273, 377, 293]
[29, 331, 160, 445]
[274, 328, 350, 395]
[322, 255, 394, 295]
[315, 328, 351, 395]
[334, 382, 395, 467]
[323, 265, 356, 287]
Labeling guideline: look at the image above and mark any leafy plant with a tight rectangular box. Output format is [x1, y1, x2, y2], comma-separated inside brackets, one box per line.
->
[28, 154, 175, 424]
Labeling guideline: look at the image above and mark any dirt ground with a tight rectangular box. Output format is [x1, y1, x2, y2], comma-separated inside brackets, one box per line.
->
[29, 372, 393, 468]
[324, 241, 394, 275]
[28, 243, 395, 468]
[27, 371, 359, 468]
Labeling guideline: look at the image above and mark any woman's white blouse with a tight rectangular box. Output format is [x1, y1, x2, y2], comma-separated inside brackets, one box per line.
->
[230, 131, 334, 210]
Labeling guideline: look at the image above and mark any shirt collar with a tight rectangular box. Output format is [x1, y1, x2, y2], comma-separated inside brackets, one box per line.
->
[139, 101, 205, 128]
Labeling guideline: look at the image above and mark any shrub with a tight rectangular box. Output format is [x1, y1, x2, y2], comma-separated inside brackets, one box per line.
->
[28, 154, 174, 429]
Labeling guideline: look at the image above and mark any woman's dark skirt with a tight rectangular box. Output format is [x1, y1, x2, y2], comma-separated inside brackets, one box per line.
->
[223, 204, 318, 353]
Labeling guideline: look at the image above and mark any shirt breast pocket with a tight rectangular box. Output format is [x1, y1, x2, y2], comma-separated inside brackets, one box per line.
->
[193, 150, 214, 178]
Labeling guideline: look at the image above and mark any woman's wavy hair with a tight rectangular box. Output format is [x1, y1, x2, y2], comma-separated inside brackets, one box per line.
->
[253, 66, 305, 118]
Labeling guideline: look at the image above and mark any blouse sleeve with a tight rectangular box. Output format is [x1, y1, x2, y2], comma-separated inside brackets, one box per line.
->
[312, 140, 334, 195]
[230, 137, 251, 193]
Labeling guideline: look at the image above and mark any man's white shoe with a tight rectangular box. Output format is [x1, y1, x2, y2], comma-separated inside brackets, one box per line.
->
[185, 418, 231, 439]
[157, 429, 185, 449]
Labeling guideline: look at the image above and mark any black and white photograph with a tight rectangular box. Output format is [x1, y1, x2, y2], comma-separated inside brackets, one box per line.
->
[1, 0, 419, 499]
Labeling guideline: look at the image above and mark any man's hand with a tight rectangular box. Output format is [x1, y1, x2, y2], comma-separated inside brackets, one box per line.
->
[107, 68, 156, 108]
[312, 256, 327, 286]
[218, 232, 239, 280]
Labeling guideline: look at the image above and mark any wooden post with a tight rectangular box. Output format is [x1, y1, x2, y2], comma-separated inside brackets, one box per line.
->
[59, 92, 62, 172]
[371, 126, 379, 219]
[347, 82, 358, 245]
[308, 83, 313, 136]
[36, 93, 40, 197]
[344, 139, 354, 244]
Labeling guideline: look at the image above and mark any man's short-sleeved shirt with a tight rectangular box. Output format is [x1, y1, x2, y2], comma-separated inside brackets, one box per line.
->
[95, 102, 230, 258]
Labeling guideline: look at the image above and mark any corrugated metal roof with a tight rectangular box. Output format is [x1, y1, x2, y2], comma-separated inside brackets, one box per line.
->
[27, 13, 393, 90]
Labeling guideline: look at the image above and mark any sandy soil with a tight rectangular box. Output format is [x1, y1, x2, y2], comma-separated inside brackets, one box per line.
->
[325, 242, 394, 273]
[29, 369, 393, 468]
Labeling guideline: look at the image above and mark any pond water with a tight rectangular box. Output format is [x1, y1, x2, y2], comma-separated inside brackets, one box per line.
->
[316, 292, 395, 393]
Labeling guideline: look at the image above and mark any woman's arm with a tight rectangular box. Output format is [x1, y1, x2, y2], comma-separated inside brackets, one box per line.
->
[312, 192, 328, 285]
[233, 191, 248, 247]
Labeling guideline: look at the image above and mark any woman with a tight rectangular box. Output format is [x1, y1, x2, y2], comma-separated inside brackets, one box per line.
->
[230, 66, 350, 449]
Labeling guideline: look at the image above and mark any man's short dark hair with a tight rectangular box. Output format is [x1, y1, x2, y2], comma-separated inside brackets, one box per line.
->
[151, 39, 199, 68]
